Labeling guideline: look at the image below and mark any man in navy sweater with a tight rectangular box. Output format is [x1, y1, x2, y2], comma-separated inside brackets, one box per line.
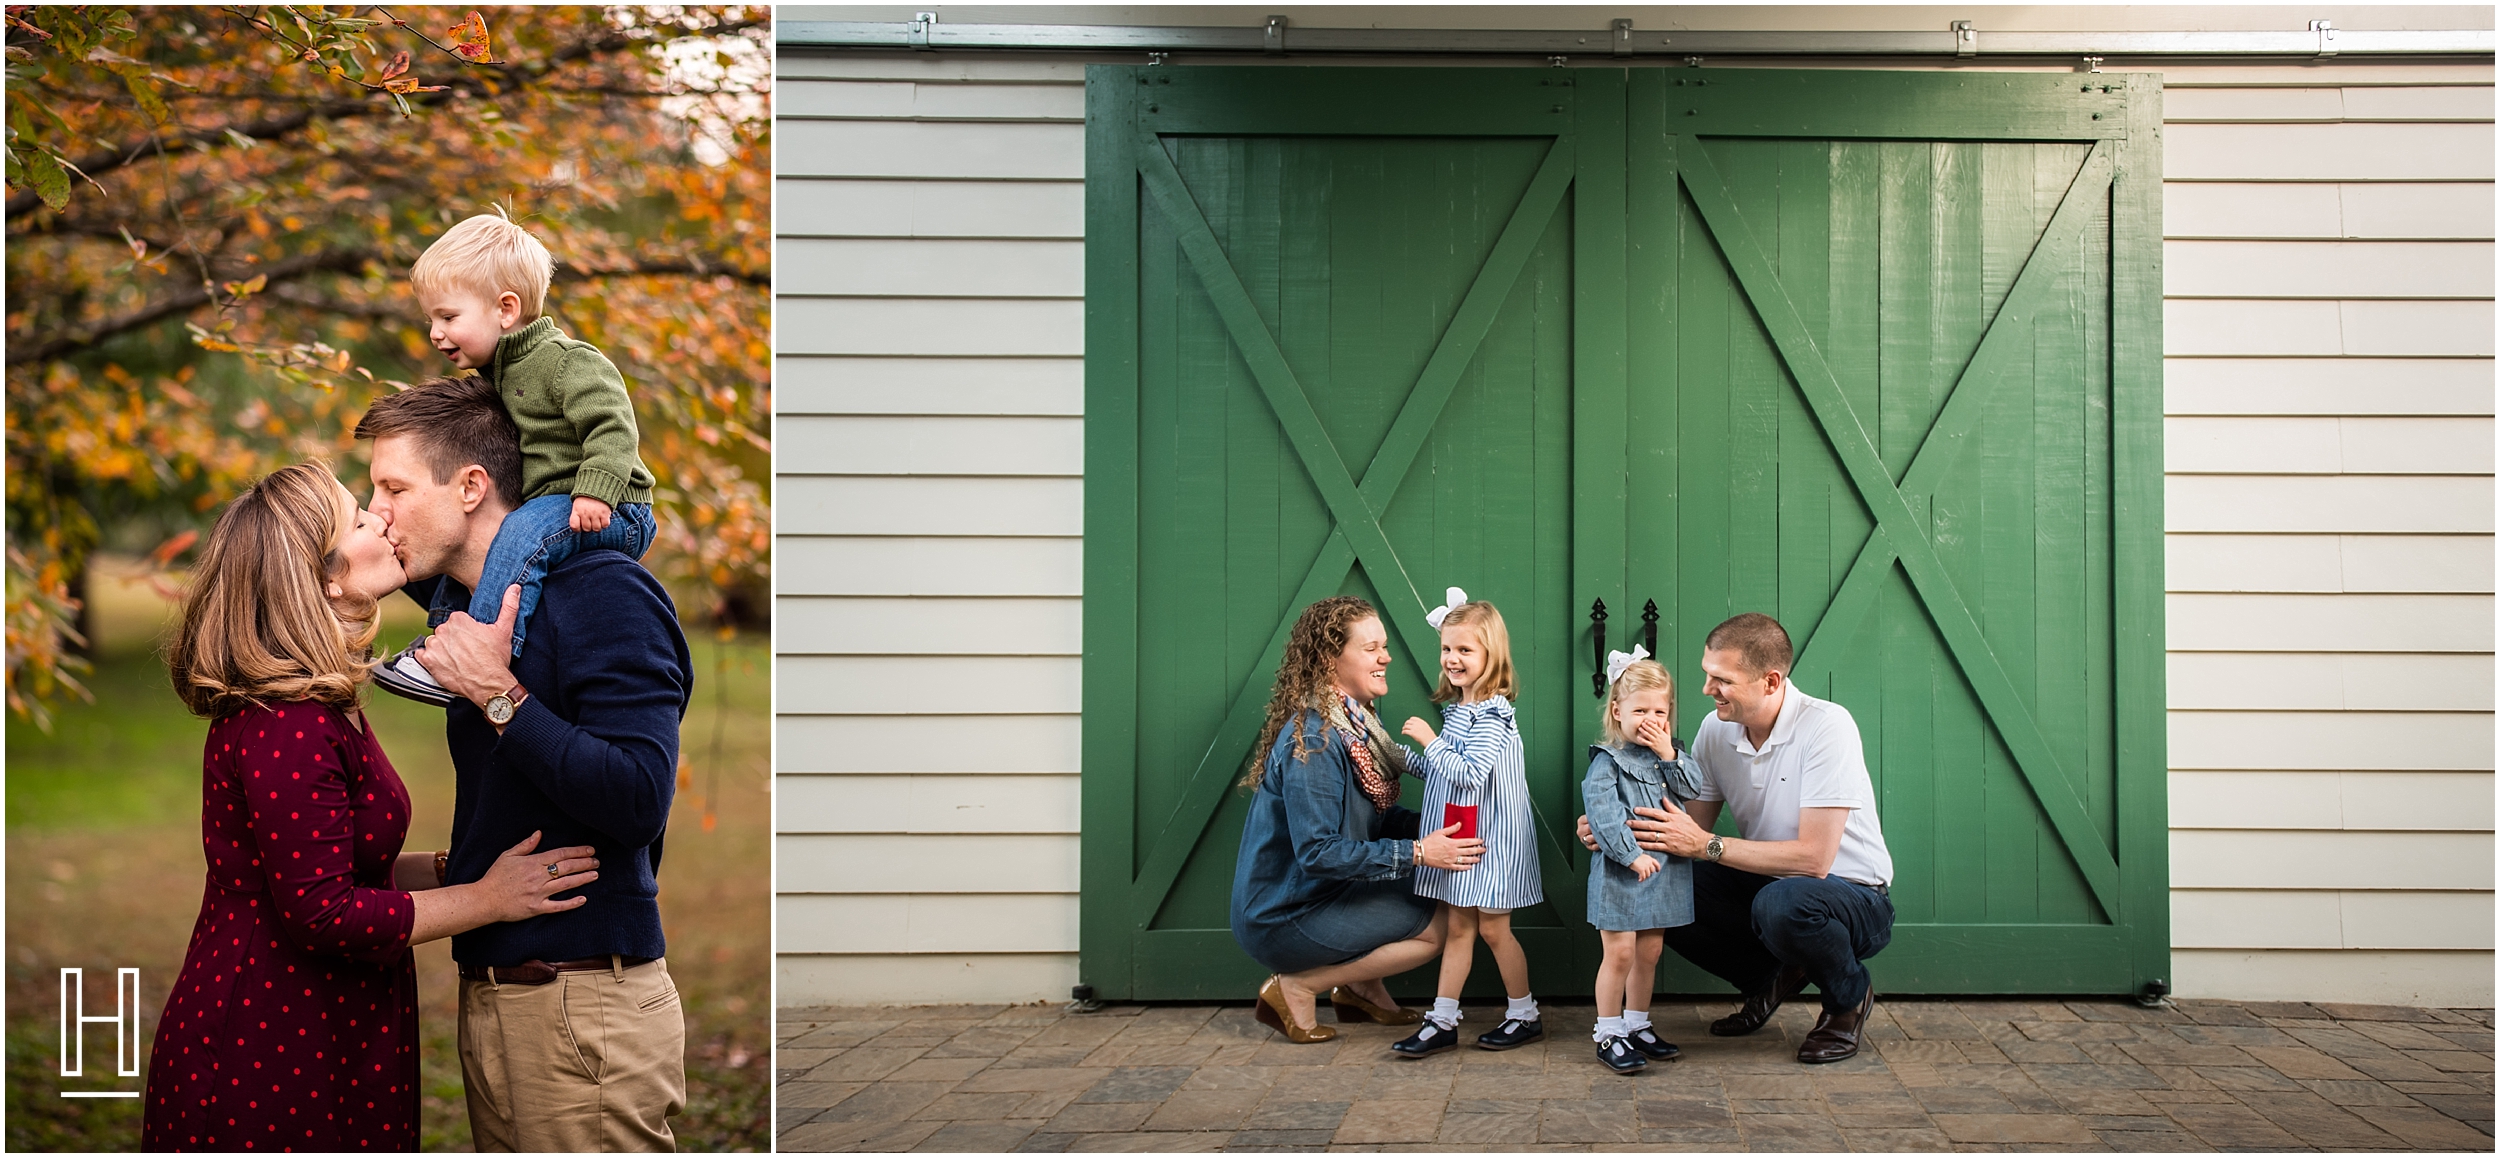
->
[356, 376, 693, 1151]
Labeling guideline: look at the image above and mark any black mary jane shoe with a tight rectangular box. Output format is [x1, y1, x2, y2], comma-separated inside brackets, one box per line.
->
[1475, 1016, 1544, 1051]
[1388, 1021, 1460, 1058]
[1625, 1026, 1682, 1061]
[1595, 1035, 1649, 1074]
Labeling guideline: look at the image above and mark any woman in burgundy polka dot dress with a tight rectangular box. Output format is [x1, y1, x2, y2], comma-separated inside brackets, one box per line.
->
[144, 463, 602, 1153]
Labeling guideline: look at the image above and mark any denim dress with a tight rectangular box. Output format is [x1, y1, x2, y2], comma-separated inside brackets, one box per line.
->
[1230, 710, 1438, 974]
[1583, 741, 1708, 932]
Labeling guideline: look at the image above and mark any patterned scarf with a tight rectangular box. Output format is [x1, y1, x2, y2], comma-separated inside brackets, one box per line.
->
[1329, 693, 1406, 813]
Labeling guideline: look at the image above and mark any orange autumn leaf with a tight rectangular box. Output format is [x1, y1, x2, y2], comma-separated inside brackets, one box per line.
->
[377, 49, 409, 81]
[444, 10, 492, 63]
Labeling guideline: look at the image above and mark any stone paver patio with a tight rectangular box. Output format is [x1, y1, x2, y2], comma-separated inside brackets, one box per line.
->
[776, 997, 2495, 1152]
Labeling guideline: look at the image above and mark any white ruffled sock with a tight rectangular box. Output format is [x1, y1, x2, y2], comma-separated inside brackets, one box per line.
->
[1622, 1008, 1652, 1032]
[1593, 1014, 1626, 1043]
[1427, 997, 1462, 1031]
[1505, 993, 1539, 1022]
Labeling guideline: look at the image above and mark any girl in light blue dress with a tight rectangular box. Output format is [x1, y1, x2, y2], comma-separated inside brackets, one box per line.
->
[1390, 589, 1548, 1056]
[1583, 651, 1709, 1073]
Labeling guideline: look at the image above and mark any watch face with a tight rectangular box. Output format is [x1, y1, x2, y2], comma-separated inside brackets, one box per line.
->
[486, 696, 514, 725]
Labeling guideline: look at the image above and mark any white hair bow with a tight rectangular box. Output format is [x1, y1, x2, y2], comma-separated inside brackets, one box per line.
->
[1424, 587, 1468, 630]
[1606, 644, 1650, 686]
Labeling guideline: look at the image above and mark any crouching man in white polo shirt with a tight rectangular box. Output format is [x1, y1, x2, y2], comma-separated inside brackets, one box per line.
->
[1578, 612, 1894, 1064]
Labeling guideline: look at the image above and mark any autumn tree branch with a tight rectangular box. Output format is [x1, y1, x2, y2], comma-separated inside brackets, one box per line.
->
[4, 16, 769, 221]
[9, 252, 766, 365]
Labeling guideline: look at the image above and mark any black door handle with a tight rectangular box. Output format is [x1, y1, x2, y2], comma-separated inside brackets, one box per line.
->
[1642, 599, 1660, 658]
[1589, 597, 1609, 697]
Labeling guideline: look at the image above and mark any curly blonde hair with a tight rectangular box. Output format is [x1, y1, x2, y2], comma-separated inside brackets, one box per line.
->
[1599, 658, 1676, 747]
[1242, 595, 1394, 792]
[165, 462, 380, 718]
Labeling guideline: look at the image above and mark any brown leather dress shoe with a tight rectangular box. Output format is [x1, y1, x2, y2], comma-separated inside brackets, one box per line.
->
[1797, 987, 1873, 1063]
[1709, 965, 1809, 1037]
[1329, 986, 1424, 1026]
[1253, 976, 1338, 1044]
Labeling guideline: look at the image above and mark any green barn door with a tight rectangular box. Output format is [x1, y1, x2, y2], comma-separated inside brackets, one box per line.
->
[1082, 67, 1625, 1000]
[1624, 70, 2168, 994]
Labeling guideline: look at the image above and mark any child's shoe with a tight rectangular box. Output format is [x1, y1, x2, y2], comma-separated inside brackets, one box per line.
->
[1388, 1021, 1461, 1058]
[371, 640, 457, 707]
[1626, 1026, 1682, 1061]
[1595, 1035, 1649, 1073]
[1476, 1017, 1543, 1051]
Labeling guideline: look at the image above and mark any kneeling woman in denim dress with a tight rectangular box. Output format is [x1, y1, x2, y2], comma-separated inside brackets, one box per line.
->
[1231, 596, 1488, 1042]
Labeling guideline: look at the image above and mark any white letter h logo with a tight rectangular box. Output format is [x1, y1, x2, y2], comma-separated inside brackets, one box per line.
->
[59, 968, 140, 1079]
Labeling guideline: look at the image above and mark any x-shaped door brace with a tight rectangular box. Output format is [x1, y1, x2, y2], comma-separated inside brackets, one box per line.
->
[1127, 132, 1579, 920]
[1680, 139, 2123, 917]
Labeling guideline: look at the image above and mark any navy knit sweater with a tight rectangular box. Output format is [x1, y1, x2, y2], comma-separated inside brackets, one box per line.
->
[403, 549, 691, 966]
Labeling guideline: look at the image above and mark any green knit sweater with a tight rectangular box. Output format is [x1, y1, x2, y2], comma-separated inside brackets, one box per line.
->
[482, 317, 655, 508]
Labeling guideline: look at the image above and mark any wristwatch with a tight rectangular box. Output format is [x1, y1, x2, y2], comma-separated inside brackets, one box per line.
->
[1703, 836, 1726, 863]
[485, 683, 529, 727]
[433, 850, 449, 887]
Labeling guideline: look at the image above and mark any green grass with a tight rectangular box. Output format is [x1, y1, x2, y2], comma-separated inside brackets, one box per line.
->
[7, 576, 770, 1151]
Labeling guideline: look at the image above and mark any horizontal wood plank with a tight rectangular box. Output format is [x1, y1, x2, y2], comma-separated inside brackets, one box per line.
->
[2166, 299, 2496, 357]
[2172, 890, 2494, 950]
[779, 414, 1084, 476]
[779, 774, 1082, 834]
[777, 178, 1085, 239]
[778, 655, 1082, 714]
[2165, 416, 2493, 474]
[778, 953, 1078, 1006]
[775, 536, 1082, 596]
[774, 54, 1091, 84]
[2166, 474, 2494, 533]
[2166, 651, 2493, 710]
[778, 476, 1084, 536]
[778, 297, 1085, 357]
[776, 78, 1085, 121]
[777, 596, 1083, 655]
[2171, 829, 2493, 889]
[777, 238, 1084, 297]
[775, 714, 1079, 774]
[2165, 122, 2495, 181]
[2165, 182, 2496, 241]
[779, 356, 1082, 417]
[776, 893, 1081, 954]
[777, 119, 1086, 180]
[2165, 240, 2493, 299]
[2169, 710, 2492, 771]
[2169, 770, 2497, 831]
[2166, 533, 2495, 594]
[2163, 85, 2494, 123]
[778, 833, 1080, 893]
[2171, 948, 2492, 1007]
[2166, 592, 2494, 652]
[2163, 357, 2495, 415]
[2152, 64, 2493, 87]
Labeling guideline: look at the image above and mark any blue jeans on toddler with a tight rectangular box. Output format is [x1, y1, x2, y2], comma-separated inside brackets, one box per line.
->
[1660, 860, 1894, 1013]
[427, 495, 656, 657]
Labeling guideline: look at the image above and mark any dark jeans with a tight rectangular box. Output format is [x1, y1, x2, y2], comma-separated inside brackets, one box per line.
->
[1660, 860, 1895, 1012]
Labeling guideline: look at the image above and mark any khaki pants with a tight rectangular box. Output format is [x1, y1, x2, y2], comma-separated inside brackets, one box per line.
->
[458, 956, 687, 1152]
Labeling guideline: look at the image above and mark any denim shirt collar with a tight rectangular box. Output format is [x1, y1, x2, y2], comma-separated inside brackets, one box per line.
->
[1592, 741, 1675, 785]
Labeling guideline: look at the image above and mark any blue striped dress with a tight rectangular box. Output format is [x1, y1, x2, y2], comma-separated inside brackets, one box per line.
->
[1411, 695, 1546, 910]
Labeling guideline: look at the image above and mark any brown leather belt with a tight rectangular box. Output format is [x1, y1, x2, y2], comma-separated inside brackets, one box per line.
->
[458, 955, 652, 985]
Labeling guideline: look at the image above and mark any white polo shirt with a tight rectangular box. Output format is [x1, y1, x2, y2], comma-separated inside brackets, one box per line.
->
[1690, 682, 1894, 888]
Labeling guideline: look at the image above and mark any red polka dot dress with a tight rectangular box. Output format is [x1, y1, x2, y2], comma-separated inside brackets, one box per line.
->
[141, 702, 419, 1152]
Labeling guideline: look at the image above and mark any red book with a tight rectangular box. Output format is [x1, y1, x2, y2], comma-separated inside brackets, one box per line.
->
[1442, 803, 1480, 842]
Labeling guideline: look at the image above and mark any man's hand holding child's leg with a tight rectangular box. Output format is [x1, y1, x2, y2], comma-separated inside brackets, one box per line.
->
[570, 493, 613, 532]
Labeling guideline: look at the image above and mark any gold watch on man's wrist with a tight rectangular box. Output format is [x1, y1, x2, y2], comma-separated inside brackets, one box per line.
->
[1704, 835, 1726, 862]
[484, 683, 528, 726]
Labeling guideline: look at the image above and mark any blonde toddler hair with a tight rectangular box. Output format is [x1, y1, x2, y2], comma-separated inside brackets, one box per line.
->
[410, 209, 555, 320]
[1599, 658, 1675, 746]
[1430, 600, 1517, 704]
[166, 462, 380, 718]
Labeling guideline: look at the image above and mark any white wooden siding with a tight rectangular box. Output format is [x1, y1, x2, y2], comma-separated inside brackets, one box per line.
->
[777, 53, 1093, 1003]
[775, 47, 2496, 1007]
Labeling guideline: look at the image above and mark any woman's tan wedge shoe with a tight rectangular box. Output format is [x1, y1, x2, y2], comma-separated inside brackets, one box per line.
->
[1329, 986, 1424, 1026]
[1254, 976, 1338, 1043]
